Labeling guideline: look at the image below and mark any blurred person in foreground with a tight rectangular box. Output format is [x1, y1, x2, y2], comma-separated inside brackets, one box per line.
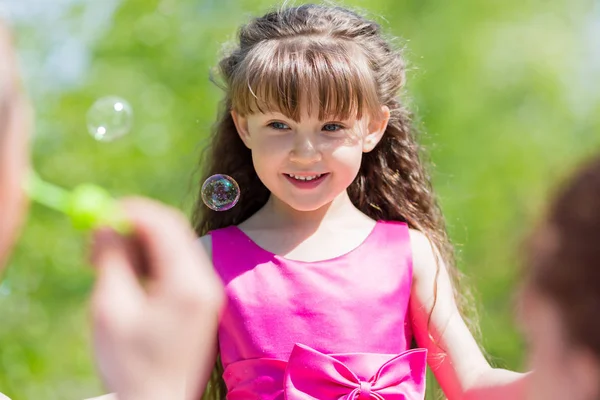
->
[0, 21, 224, 400]
[520, 155, 600, 400]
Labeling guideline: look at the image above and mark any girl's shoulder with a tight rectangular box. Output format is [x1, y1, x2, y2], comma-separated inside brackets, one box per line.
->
[406, 228, 442, 282]
[407, 228, 431, 253]
[376, 221, 434, 270]
[196, 225, 240, 261]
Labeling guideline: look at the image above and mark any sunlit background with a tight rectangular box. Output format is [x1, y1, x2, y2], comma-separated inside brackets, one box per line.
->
[0, 0, 599, 398]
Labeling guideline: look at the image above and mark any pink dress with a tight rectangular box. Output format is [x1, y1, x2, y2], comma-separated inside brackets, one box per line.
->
[210, 220, 427, 399]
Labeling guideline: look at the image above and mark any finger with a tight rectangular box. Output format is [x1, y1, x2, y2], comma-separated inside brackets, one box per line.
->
[114, 198, 224, 313]
[91, 229, 144, 330]
[90, 227, 149, 280]
[118, 198, 211, 286]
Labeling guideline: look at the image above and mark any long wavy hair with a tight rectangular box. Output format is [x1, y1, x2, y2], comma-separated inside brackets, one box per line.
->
[191, 4, 473, 399]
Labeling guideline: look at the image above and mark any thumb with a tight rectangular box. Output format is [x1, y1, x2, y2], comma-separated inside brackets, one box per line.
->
[91, 229, 144, 330]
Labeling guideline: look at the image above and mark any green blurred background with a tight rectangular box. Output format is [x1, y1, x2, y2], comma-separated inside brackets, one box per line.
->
[1, 0, 599, 398]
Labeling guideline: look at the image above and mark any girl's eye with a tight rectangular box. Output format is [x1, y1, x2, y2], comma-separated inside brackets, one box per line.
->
[268, 121, 290, 130]
[322, 123, 343, 132]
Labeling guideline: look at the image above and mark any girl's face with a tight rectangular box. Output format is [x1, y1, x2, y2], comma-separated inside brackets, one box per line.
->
[232, 106, 389, 212]
[0, 24, 31, 269]
[521, 289, 600, 400]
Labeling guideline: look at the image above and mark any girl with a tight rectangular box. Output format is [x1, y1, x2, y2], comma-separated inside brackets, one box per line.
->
[521, 156, 600, 400]
[192, 3, 527, 400]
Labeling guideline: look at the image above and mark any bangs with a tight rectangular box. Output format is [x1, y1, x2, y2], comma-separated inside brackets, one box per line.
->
[230, 37, 381, 121]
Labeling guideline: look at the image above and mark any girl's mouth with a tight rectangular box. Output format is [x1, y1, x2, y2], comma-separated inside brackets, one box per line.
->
[284, 173, 329, 188]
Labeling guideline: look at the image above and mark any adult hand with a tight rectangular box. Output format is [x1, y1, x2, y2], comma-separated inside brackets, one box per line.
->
[90, 198, 223, 400]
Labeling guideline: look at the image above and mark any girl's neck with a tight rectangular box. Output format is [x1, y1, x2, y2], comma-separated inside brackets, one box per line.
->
[249, 191, 370, 231]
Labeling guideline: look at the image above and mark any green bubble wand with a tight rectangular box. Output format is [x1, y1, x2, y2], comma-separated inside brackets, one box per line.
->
[25, 171, 132, 234]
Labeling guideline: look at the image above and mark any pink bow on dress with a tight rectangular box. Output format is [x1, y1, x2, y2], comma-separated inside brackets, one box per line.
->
[283, 344, 427, 400]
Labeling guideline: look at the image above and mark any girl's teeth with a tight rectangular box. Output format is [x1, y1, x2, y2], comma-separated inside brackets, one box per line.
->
[288, 174, 322, 181]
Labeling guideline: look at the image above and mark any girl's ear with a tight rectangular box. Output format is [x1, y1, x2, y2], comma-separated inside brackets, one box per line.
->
[363, 105, 390, 153]
[231, 110, 251, 149]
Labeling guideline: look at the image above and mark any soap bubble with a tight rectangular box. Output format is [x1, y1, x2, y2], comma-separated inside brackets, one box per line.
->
[201, 174, 240, 211]
[87, 96, 133, 141]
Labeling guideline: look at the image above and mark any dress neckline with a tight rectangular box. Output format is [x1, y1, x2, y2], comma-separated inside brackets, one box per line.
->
[230, 220, 382, 264]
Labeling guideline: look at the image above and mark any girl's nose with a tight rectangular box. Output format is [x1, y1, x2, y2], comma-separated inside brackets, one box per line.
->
[289, 136, 322, 165]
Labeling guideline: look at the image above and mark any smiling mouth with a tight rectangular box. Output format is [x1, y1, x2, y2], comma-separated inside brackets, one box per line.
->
[285, 173, 324, 181]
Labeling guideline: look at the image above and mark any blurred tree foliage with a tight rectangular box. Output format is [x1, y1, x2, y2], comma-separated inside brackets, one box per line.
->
[0, 0, 598, 398]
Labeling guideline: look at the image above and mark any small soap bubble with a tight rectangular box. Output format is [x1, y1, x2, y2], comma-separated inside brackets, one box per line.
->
[87, 96, 133, 141]
[201, 174, 240, 211]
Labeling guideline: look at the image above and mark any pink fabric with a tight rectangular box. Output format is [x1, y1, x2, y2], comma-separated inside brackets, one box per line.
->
[284, 344, 427, 399]
[211, 221, 424, 399]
